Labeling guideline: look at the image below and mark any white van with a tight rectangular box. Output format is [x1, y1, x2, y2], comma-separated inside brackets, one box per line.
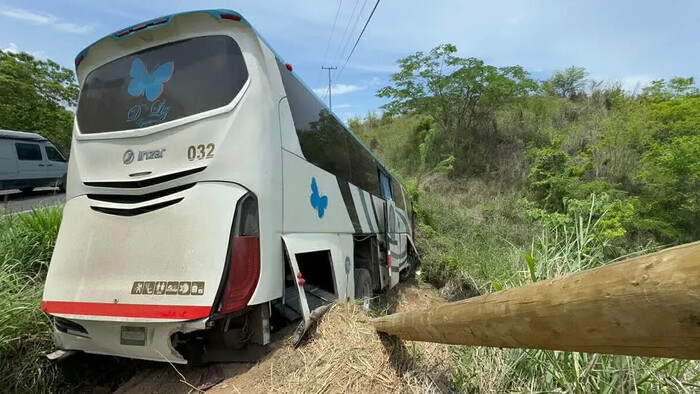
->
[0, 129, 68, 193]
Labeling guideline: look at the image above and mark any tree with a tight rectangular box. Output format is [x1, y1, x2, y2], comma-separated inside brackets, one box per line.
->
[549, 66, 587, 99]
[377, 44, 536, 170]
[637, 134, 700, 241]
[642, 77, 700, 103]
[0, 50, 78, 153]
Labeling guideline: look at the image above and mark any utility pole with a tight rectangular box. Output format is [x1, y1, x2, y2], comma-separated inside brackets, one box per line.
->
[321, 66, 337, 110]
[373, 241, 700, 360]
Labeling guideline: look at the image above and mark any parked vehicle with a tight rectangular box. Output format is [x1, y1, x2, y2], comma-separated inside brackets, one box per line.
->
[0, 129, 68, 193]
[41, 9, 418, 364]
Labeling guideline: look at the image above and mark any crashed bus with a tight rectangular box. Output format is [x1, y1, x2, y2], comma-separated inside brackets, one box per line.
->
[41, 9, 417, 364]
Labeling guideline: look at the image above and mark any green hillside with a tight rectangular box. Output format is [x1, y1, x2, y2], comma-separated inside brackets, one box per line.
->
[350, 44, 700, 392]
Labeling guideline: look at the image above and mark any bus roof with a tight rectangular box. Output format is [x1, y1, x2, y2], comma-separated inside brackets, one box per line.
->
[0, 129, 47, 142]
[74, 9, 394, 181]
[74, 9, 251, 68]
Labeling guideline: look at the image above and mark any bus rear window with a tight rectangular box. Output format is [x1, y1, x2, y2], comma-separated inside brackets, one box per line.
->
[76, 35, 248, 134]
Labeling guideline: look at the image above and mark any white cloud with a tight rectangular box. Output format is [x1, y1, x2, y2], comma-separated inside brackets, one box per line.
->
[59, 0, 143, 21]
[313, 83, 363, 96]
[339, 112, 357, 124]
[2, 42, 47, 59]
[3, 42, 19, 53]
[347, 63, 399, 74]
[368, 76, 382, 86]
[618, 75, 657, 94]
[56, 22, 95, 34]
[0, 6, 94, 34]
[0, 8, 56, 24]
[588, 74, 657, 95]
[333, 103, 352, 109]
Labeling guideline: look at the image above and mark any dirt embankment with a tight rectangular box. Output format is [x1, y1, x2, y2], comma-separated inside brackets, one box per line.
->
[114, 281, 454, 394]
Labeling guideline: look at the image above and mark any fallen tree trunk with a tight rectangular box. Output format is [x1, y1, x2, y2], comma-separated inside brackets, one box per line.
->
[372, 241, 700, 359]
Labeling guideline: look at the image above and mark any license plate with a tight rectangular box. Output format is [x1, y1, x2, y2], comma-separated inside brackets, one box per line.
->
[120, 326, 146, 346]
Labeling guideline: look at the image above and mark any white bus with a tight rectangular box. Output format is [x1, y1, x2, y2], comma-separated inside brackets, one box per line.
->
[42, 9, 417, 364]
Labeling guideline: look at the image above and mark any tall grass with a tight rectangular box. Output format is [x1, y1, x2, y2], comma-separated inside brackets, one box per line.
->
[411, 176, 532, 297]
[449, 197, 700, 393]
[0, 207, 63, 392]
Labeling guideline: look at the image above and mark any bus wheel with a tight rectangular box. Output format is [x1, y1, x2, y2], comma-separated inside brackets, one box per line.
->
[353, 268, 372, 299]
[400, 251, 417, 282]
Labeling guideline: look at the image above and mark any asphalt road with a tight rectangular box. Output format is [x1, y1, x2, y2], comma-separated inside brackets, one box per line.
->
[0, 187, 65, 214]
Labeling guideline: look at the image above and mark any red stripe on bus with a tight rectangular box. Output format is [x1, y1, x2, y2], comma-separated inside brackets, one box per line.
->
[41, 301, 211, 320]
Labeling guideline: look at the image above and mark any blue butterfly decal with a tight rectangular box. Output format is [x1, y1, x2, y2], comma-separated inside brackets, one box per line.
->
[127, 58, 174, 102]
[310, 177, 328, 218]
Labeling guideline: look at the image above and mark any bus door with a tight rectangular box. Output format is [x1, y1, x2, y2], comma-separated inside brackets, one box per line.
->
[379, 171, 400, 287]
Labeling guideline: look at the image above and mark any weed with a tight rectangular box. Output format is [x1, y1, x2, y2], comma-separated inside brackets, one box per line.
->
[0, 207, 63, 392]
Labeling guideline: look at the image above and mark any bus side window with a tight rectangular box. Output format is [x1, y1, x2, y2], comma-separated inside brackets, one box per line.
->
[391, 178, 406, 211]
[277, 58, 382, 197]
[379, 171, 393, 200]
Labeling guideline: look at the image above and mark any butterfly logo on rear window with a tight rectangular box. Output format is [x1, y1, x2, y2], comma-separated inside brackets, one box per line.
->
[127, 58, 174, 102]
[310, 177, 328, 218]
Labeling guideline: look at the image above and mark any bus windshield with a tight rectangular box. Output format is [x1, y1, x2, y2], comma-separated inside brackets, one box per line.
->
[76, 35, 249, 134]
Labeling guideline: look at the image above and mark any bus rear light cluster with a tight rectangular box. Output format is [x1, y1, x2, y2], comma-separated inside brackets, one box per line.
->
[220, 13, 241, 21]
[115, 18, 170, 38]
[220, 194, 260, 314]
[221, 236, 260, 314]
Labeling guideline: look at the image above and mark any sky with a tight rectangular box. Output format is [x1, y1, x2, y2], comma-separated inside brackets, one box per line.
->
[1, 0, 699, 122]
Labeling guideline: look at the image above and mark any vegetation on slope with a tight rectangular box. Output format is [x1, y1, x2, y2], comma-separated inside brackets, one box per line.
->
[0, 207, 62, 392]
[351, 43, 700, 392]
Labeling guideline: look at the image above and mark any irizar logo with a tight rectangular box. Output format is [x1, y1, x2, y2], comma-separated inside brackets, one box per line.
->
[138, 148, 166, 161]
[123, 149, 135, 164]
[123, 148, 166, 165]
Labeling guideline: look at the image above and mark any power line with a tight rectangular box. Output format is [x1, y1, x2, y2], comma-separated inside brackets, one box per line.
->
[329, 0, 360, 74]
[335, 0, 381, 83]
[321, 0, 344, 66]
[333, 0, 370, 67]
[315, 0, 344, 90]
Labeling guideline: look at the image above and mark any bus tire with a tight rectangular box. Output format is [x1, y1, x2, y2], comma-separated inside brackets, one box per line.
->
[353, 268, 372, 299]
[400, 250, 418, 282]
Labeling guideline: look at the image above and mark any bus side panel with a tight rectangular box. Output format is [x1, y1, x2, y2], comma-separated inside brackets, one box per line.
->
[349, 184, 380, 234]
[394, 205, 412, 269]
[277, 97, 303, 157]
[282, 150, 355, 234]
[225, 39, 285, 306]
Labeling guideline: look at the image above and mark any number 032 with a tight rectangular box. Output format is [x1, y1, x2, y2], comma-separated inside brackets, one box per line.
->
[187, 144, 215, 161]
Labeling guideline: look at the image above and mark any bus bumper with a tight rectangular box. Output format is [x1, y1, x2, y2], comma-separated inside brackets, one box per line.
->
[51, 316, 207, 364]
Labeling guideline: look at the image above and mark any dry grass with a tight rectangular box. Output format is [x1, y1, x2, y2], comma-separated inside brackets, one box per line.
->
[208, 282, 456, 394]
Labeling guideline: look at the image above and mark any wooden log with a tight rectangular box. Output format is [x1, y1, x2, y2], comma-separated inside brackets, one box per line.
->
[372, 241, 700, 359]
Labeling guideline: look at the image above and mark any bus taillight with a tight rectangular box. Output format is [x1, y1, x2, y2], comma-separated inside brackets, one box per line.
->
[220, 13, 241, 21]
[221, 194, 260, 314]
[221, 236, 260, 314]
